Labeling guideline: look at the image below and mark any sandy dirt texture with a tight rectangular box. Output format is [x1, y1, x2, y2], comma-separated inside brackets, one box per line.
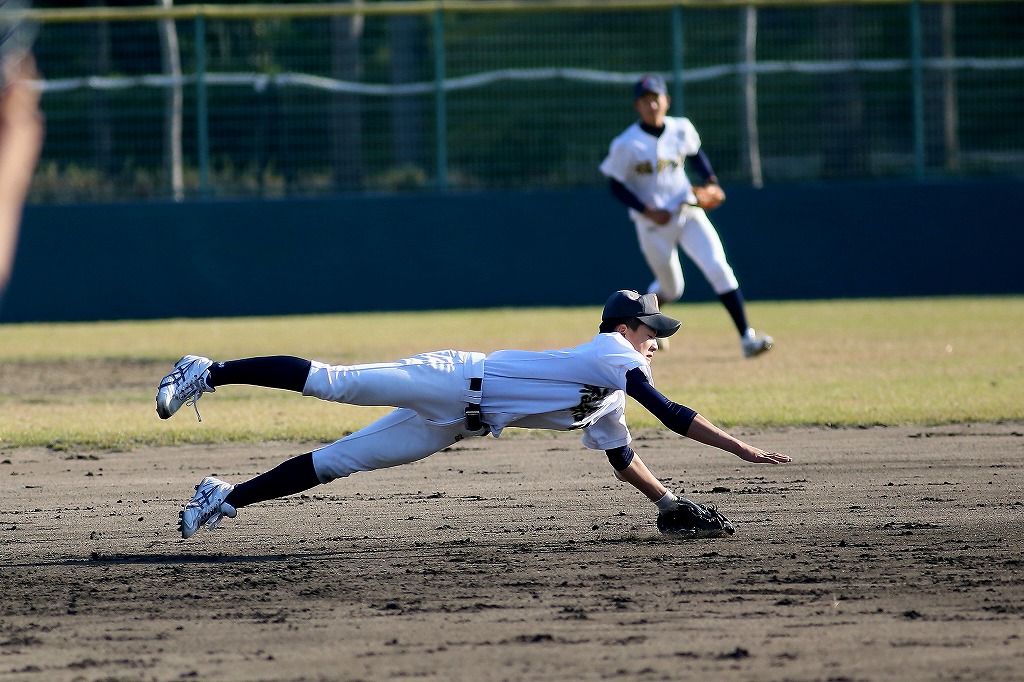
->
[2, 423, 1023, 682]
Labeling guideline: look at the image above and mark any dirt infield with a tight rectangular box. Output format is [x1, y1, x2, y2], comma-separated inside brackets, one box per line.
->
[2, 423, 1022, 681]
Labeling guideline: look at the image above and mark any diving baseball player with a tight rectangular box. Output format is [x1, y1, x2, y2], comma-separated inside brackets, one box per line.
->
[157, 290, 790, 542]
[599, 74, 773, 358]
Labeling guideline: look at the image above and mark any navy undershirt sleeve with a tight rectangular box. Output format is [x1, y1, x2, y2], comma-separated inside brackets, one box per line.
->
[624, 367, 698, 436]
[686, 150, 717, 184]
[608, 177, 646, 213]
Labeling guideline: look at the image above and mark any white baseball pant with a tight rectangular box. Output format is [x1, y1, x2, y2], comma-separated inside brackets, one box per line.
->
[634, 206, 739, 301]
[302, 351, 487, 482]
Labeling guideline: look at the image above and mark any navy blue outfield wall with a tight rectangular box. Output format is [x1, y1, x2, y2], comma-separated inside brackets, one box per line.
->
[3, 178, 1021, 323]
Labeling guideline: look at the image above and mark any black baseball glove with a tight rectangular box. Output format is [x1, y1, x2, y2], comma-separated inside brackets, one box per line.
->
[656, 499, 735, 539]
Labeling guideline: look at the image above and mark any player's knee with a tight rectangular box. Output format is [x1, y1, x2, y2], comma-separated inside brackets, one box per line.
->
[707, 268, 738, 295]
[311, 450, 350, 483]
[653, 284, 683, 303]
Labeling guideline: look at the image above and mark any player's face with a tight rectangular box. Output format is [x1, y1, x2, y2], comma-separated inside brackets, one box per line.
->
[634, 92, 670, 127]
[619, 322, 660, 361]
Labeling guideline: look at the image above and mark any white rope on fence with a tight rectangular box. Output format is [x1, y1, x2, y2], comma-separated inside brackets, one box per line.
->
[35, 57, 1024, 94]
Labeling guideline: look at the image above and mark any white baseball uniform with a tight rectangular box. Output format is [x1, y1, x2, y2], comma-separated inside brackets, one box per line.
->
[306, 333, 651, 482]
[599, 116, 739, 300]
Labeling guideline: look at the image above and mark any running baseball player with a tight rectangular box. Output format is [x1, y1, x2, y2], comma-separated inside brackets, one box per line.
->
[157, 290, 790, 542]
[600, 74, 773, 358]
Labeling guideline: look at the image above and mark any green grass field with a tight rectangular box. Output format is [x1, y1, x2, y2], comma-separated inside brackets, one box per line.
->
[1, 296, 1021, 450]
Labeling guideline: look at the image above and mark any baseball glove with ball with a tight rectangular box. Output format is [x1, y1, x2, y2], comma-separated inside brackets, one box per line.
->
[692, 183, 726, 211]
[657, 499, 735, 539]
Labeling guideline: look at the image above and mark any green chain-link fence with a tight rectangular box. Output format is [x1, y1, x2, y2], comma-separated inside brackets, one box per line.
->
[26, 0, 1024, 202]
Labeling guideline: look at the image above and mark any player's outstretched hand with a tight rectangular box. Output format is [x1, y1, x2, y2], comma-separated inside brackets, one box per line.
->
[736, 449, 791, 464]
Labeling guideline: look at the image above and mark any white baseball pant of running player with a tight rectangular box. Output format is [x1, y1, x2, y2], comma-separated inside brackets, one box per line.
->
[633, 204, 739, 301]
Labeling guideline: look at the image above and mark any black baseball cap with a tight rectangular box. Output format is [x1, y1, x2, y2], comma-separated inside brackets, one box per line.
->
[633, 74, 667, 99]
[602, 290, 681, 338]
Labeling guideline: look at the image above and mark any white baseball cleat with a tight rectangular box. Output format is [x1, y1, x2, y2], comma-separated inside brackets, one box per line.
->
[741, 329, 774, 358]
[179, 476, 237, 539]
[156, 355, 214, 420]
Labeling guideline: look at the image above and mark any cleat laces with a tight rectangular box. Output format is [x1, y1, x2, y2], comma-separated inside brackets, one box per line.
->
[206, 511, 228, 531]
[168, 363, 210, 422]
[185, 394, 203, 422]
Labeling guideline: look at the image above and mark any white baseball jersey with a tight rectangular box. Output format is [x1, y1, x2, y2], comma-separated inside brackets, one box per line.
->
[599, 115, 702, 216]
[481, 332, 651, 450]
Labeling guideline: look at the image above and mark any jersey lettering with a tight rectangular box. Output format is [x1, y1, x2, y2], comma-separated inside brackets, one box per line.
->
[572, 384, 611, 423]
[633, 157, 682, 176]
[657, 157, 682, 172]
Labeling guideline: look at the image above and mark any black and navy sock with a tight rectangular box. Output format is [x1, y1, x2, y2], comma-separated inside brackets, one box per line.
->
[207, 356, 311, 392]
[225, 452, 321, 509]
[718, 289, 750, 337]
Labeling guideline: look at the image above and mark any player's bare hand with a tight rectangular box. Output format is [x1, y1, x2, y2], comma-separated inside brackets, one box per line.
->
[736, 449, 791, 464]
[693, 184, 726, 211]
[643, 207, 673, 225]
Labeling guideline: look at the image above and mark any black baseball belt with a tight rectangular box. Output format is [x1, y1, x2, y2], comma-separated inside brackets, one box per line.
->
[465, 377, 483, 431]
[462, 352, 486, 432]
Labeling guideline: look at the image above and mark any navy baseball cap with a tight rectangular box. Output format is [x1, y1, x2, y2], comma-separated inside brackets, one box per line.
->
[633, 74, 667, 99]
[602, 290, 681, 338]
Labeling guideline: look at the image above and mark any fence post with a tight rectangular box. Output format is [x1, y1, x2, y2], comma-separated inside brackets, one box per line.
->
[433, 7, 448, 191]
[741, 4, 763, 188]
[910, 0, 925, 179]
[194, 12, 211, 197]
[670, 4, 684, 111]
